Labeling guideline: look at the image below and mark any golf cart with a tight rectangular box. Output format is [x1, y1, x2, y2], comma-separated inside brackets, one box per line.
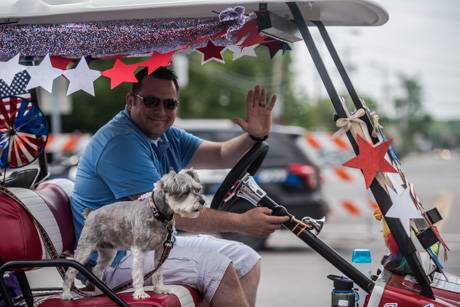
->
[0, 0, 459, 306]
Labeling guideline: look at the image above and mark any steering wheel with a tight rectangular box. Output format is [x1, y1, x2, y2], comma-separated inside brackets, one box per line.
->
[210, 141, 269, 211]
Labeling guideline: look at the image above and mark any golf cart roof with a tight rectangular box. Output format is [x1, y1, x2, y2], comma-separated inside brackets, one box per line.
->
[0, 0, 388, 26]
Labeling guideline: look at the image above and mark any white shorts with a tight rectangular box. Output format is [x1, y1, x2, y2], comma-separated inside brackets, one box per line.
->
[101, 234, 261, 302]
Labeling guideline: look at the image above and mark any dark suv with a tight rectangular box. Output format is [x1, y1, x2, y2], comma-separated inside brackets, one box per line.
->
[175, 119, 328, 249]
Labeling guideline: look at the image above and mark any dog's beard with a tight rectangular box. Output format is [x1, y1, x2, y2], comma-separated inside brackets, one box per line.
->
[167, 194, 204, 218]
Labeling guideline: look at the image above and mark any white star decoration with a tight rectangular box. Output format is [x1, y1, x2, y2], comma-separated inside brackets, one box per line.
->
[385, 186, 422, 235]
[63, 57, 100, 96]
[226, 45, 258, 60]
[0, 54, 27, 86]
[26, 54, 63, 93]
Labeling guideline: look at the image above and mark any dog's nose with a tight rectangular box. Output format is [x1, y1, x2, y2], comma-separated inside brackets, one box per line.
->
[199, 198, 205, 205]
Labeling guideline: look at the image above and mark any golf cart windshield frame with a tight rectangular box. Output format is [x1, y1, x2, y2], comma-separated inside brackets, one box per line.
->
[285, 2, 433, 297]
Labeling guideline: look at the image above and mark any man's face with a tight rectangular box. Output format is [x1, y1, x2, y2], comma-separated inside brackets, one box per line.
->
[127, 77, 178, 139]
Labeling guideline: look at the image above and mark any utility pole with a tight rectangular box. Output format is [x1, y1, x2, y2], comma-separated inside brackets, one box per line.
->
[271, 53, 283, 123]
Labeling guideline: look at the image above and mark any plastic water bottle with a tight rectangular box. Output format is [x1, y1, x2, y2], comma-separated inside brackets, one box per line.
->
[352, 249, 372, 306]
[328, 274, 356, 307]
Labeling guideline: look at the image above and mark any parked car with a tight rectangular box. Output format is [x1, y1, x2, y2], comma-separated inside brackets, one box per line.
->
[175, 119, 329, 249]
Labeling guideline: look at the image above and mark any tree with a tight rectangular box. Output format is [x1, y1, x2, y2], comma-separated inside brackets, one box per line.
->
[179, 47, 314, 128]
[392, 74, 430, 154]
[63, 47, 315, 133]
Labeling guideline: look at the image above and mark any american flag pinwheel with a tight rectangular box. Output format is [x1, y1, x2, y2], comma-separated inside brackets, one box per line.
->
[0, 96, 48, 168]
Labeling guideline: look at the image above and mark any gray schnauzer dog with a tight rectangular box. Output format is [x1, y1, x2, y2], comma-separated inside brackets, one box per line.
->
[62, 169, 205, 300]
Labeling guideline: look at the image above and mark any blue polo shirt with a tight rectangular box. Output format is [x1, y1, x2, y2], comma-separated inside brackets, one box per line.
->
[71, 108, 202, 263]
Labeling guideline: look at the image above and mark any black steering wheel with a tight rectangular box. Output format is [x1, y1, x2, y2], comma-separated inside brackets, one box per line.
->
[210, 141, 269, 211]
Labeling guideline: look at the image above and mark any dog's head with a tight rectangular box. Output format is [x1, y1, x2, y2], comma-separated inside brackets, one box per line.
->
[155, 169, 205, 218]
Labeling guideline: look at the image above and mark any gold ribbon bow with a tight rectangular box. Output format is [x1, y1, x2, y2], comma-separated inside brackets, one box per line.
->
[333, 108, 369, 140]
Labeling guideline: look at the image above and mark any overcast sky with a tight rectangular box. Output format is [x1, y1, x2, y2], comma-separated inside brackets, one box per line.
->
[293, 0, 460, 120]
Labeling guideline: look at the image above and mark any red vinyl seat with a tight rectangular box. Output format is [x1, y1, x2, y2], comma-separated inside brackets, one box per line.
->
[0, 179, 202, 307]
[38, 288, 202, 307]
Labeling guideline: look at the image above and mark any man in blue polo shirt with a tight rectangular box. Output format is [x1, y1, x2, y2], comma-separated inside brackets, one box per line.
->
[71, 66, 289, 307]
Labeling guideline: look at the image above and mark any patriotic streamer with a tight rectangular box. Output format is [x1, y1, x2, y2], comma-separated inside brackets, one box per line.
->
[0, 7, 246, 60]
[0, 71, 31, 98]
[0, 96, 48, 168]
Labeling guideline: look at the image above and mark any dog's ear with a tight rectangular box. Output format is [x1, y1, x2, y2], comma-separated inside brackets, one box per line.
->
[184, 168, 200, 183]
[156, 170, 176, 191]
[162, 170, 182, 193]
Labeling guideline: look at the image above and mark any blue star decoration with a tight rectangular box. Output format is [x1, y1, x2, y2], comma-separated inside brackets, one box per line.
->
[0, 71, 31, 98]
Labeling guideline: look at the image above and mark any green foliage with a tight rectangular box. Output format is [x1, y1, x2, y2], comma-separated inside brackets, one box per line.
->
[61, 58, 147, 133]
[179, 47, 315, 129]
[391, 74, 431, 155]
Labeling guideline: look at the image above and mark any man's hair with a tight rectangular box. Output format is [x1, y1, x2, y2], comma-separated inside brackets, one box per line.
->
[131, 66, 179, 95]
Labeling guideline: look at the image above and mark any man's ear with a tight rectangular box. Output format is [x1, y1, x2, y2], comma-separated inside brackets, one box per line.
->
[126, 93, 136, 111]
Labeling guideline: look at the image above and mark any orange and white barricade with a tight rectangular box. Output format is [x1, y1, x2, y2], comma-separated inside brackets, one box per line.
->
[304, 132, 376, 217]
[45, 133, 91, 156]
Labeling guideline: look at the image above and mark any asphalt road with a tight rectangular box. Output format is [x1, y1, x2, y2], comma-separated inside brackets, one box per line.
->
[257, 151, 460, 307]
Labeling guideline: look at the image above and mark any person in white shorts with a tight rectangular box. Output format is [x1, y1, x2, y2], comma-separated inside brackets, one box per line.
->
[71, 66, 289, 307]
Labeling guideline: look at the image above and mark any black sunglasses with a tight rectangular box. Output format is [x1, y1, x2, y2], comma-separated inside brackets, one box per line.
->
[135, 94, 179, 110]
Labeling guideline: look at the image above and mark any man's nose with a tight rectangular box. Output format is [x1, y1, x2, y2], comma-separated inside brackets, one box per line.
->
[151, 101, 166, 114]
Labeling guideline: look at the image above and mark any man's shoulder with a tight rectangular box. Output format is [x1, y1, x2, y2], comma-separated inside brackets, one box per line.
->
[166, 126, 198, 142]
[83, 115, 146, 160]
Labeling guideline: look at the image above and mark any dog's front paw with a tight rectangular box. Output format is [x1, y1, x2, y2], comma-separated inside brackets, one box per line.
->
[153, 285, 173, 295]
[61, 290, 73, 301]
[132, 289, 150, 300]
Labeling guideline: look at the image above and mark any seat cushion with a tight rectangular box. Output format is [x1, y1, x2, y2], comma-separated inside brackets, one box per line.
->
[38, 286, 202, 307]
[34, 180, 76, 254]
[0, 179, 75, 263]
[0, 193, 42, 262]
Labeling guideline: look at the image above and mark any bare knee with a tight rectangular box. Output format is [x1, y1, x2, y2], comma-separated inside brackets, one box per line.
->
[210, 264, 249, 307]
[241, 260, 260, 285]
[240, 260, 260, 307]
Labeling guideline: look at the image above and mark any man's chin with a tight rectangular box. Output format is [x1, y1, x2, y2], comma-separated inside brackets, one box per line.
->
[147, 123, 171, 137]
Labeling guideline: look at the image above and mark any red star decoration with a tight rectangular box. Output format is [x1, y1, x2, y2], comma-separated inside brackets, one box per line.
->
[137, 50, 176, 74]
[196, 40, 226, 64]
[240, 32, 273, 48]
[101, 58, 138, 89]
[263, 41, 284, 58]
[233, 20, 258, 43]
[343, 135, 398, 188]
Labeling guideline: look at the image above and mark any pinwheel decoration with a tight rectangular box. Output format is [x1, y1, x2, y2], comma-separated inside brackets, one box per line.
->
[0, 96, 48, 169]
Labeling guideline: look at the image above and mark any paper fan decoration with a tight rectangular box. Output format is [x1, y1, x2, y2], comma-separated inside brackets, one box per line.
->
[0, 96, 49, 168]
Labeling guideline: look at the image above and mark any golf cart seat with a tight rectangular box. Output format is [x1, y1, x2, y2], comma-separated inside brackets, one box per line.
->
[0, 179, 202, 307]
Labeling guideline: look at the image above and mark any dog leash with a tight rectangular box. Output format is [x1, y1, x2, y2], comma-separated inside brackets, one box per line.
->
[110, 194, 175, 292]
[111, 223, 175, 293]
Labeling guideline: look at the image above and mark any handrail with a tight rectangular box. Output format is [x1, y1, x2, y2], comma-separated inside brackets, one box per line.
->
[0, 259, 129, 307]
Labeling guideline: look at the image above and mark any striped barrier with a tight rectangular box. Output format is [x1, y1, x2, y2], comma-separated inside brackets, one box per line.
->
[45, 133, 91, 155]
[304, 132, 376, 217]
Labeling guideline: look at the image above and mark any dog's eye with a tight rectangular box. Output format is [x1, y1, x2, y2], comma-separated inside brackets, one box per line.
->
[178, 191, 189, 199]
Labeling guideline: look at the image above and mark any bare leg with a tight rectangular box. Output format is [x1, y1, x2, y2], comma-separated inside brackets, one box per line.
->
[210, 264, 249, 307]
[131, 247, 149, 299]
[239, 261, 261, 307]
